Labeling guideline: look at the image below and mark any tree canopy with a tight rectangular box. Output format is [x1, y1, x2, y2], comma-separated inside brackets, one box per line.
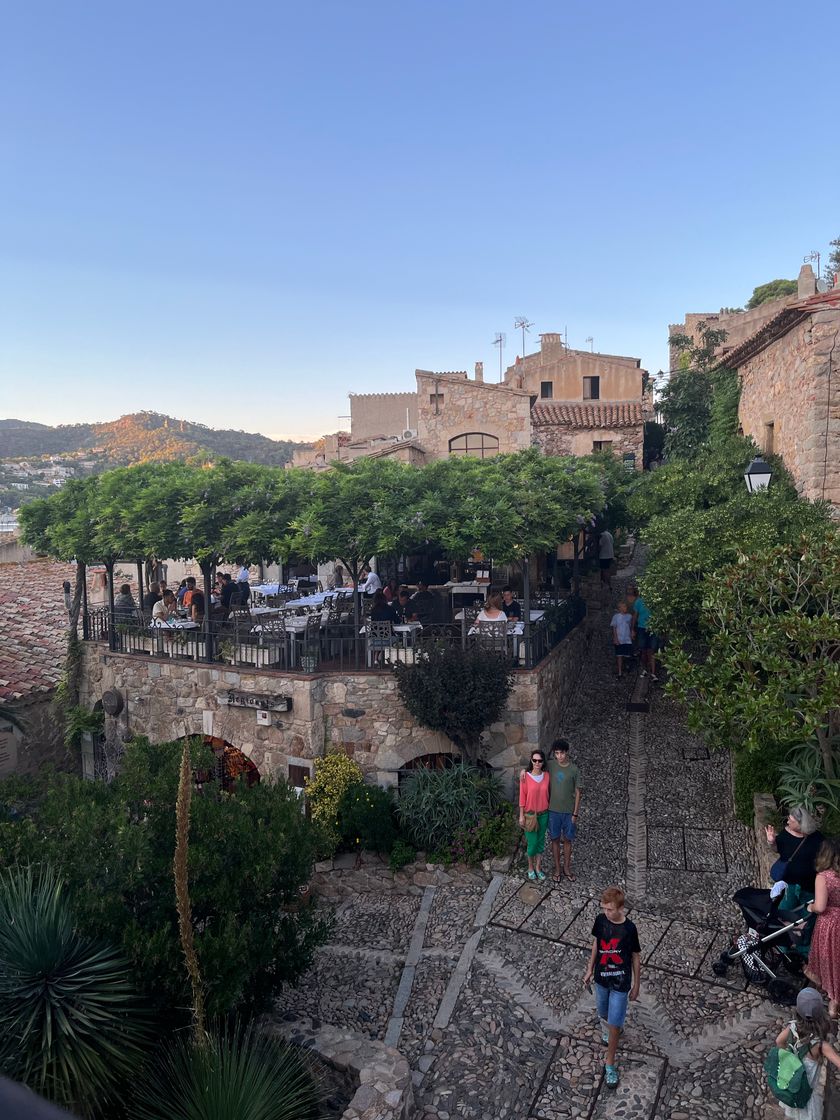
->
[745, 279, 798, 309]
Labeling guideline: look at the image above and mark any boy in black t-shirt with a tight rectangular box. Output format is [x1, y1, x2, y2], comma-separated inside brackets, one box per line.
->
[582, 885, 641, 1089]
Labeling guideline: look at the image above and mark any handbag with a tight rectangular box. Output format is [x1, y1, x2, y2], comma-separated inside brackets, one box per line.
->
[770, 836, 807, 883]
[523, 810, 538, 833]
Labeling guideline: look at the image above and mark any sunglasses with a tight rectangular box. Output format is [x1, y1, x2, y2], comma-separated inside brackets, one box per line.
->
[531, 757, 544, 763]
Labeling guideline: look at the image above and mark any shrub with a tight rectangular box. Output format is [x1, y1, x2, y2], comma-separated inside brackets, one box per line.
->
[130, 1020, 321, 1120]
[0, 864, 150, 1118]
[449, 804, 518, 866]
[337, 783, 396, 854]
[397, 763, 505, 851]
[733, 745, 787, 825]
[393, 645, 513, 764]
[0, 738, 329, 1025]
[305, 752, 364, 853]
[776, 740, 840, 820]
[388, 838, 417, 874]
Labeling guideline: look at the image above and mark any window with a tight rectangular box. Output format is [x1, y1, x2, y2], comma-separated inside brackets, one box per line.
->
[429, 392, 444, 407]
[764, 421, 775, 455]
[288, 764, 311, 790]
[540, 381, 553, 399]
[449, 432, 500, 459]
[583, 376, 600, 400]
[592, 440, 613, 453]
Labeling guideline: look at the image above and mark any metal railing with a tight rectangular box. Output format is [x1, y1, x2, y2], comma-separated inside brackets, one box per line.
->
[80, 597, 586, 674]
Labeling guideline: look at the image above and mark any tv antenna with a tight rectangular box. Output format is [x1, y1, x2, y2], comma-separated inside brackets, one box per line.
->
[493, 332, 506, 381]
[514, 317, 533, 359]
[585, 336, 594, 352]
[803, 250, 821, 280]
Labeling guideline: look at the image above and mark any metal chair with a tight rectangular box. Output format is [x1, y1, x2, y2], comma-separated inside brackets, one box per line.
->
[472, 619, 509, 656]
[257, 616, 288, 669]
[366, 620, 395, 668]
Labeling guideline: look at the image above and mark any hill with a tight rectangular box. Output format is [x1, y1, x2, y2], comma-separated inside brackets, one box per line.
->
[0, 412, 308, 466]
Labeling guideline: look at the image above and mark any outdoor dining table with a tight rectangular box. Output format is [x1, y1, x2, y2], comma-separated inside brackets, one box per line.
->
[454, 609, 545, 623]
[284, 589, 352, 610]
[250, 583, 292, 602]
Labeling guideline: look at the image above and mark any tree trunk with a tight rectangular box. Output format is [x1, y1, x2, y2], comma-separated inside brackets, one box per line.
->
[106, 560, 116, 652]
[201, 562, 214, 663]
[350, 559, 361, 671]
[68, 561, 86, 636]
[816, 725, 836, 781]
[174, 737, 206, 1045]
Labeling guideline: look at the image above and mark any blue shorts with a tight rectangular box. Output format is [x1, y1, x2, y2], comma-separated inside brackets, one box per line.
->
[548, 811, 576, 841]
[594, 982, 629, 1029]
[636, 628, 654, 650]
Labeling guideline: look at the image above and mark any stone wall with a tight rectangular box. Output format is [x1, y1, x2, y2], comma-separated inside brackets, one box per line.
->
[78, 622, 590, 793]
[737, 310, 840, 508]
[415, 371, 532, 461]
[532, 421, 644, 466]
[668, 297, 799, 371]
[350, 393, 418, 441]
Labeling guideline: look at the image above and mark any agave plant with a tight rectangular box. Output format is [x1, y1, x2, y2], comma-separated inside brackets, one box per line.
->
[0, 864, 150, 1117]
[776, 738, 840, 819]
[130, 1021, 321, 1120]
[397, 762, 505, 851]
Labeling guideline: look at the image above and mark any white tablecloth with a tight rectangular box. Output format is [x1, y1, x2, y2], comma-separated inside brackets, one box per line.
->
[149, 619, 200, 630]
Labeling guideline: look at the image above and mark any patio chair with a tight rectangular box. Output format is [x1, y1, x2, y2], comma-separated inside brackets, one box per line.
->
[256, 616, 288, 669]
[472, 620, 509, 656]
[366, 620, 395, 669]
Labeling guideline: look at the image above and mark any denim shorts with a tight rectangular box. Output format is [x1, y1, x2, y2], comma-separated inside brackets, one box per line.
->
[636, 628, 654, 650]
[548, 811, 576, 841]
[594, 982, 629, 1028]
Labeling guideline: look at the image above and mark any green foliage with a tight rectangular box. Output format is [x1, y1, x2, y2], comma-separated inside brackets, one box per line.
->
[305, 752, 364, 855]
[393, 644, 513, 763]
[661, 321, 729, 459]
[746, 279, 797, 309]
[827, 237, 840, 285]
[397, 763, 505, 851]
[448, 803, 518, 866]
[130, 1020, 320, 1120]
[337, 783, 397, 853]
[0, 738, 328, 1024]
[0, 864, 150, 1118]
[63, 704, 105, 751]
[665, 530, 840, 779]
[733, 744, 787, 825]
[776, 740, 840, 819]
[388, 838, 417, 873]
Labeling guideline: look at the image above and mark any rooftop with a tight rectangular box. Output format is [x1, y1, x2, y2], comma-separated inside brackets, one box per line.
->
[531, 402, 648, 428]
[0, 559, 74, 704]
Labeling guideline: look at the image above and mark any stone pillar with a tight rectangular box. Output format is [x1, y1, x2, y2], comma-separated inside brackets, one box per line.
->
[474, 361, 484, 383]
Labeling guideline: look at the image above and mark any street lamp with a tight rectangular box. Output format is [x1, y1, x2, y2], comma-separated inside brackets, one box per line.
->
[744, 456, 772, 493]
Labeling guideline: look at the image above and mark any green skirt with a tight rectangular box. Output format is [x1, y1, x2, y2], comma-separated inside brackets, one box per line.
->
[525, 811, 549, 857]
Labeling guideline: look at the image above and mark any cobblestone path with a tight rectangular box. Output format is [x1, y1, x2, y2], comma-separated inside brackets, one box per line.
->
[277, 567, 792, 1118]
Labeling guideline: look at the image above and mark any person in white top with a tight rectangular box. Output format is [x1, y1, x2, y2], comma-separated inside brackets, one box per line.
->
[476, 591, 506, 624]
[359, 567, 382, 595]
[152, 591, 177, 624]
[599, 529, 615, 587]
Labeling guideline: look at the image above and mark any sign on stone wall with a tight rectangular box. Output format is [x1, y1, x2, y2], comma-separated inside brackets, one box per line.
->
[221, 690, 292, 713]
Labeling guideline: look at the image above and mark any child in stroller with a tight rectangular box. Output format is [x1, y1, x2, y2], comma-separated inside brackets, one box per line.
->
[712, 880, 816, 1003]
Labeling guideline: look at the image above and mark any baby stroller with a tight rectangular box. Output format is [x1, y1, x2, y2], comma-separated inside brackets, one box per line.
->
[711, 881, 815, 1004]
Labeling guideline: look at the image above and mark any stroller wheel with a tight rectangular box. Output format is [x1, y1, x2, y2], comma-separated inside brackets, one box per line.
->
[768, 978, 798, 1006]
[711, 958, 729, 977]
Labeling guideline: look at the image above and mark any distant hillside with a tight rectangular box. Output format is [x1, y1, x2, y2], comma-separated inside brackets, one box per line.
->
[0, 413, 309, 466]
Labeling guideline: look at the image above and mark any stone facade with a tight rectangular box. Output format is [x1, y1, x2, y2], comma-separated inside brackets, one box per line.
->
[504, 332, 645, 402]
[349, 393, 418, 441]
[734, 298, 840, 509]
[414, 371, 532, 460]
[531, 404, 645, 467]
[78, 619, 591, 794]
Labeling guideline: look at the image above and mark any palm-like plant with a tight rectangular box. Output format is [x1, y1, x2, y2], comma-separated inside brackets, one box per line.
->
[130, 1021, 321, 1120]
[0, 864, 150, 1117]
[777, 739, 840, 819]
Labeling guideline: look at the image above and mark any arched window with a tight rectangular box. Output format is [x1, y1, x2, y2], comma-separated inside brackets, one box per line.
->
[448, 432, 500, 459]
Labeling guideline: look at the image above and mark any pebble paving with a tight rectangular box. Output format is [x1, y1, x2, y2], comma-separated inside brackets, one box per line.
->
[274, 560, 800, 1118]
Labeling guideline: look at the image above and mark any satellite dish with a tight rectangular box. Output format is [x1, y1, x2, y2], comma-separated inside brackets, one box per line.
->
[816, 278, 829, 293]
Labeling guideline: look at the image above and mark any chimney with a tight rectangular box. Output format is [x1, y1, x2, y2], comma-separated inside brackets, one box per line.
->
[540, 332, 563, 353]
[798, 263, 817, 299]
[474, 361, 484, 383]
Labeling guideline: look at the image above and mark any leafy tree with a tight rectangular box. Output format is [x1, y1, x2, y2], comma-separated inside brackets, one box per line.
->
[826, 237, 840, 286]
[393, 644, 513, 764]
[745, 278, 797, 309]
[0, 864, 150, 1118]
[660, 321, 728, 458]
[666, 530, 840, 781]
[0, 737, 328, 1024]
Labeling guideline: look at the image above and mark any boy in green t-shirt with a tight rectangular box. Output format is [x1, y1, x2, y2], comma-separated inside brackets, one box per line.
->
[546, 738, 582, 882]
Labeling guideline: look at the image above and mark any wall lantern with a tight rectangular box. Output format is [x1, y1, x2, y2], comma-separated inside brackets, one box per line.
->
[744, 456, 772, 493]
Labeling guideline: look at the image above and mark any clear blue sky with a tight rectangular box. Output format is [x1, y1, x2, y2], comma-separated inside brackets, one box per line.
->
[1, 1, 838, 440]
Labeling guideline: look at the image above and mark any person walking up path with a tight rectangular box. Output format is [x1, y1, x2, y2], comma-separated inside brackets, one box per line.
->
[546, 738, 583, 882]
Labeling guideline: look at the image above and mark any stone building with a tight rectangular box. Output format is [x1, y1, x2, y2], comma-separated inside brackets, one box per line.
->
[671, 264, 840, 511]
[293, 334, 650, 469]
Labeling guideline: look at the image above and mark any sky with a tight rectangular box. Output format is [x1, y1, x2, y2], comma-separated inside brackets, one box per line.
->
[1, 1, 838, 441]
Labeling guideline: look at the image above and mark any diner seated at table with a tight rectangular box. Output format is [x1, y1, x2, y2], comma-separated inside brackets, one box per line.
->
[370, 590, 398, 624]
[359, 566, 382, 595]
[114, 584, 138, 623]
[410, 580, 436, 624]
[143, 582, 162, 612]
[218, 572, 237, 615]
[394, 588, 418, 623]
[501, 586, 522, 620]
[152, 590, 177, 624]
[477, 591, 506, 624]
[383, 578, 399, 603]
[182, 577, 198, 608]
[176, 579, 189, 604]
[189, 589, 206, 623]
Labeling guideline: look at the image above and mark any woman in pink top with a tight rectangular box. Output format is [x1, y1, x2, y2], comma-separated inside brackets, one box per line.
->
[519, 749, 551, 881]
[806, 837, 840, 1017]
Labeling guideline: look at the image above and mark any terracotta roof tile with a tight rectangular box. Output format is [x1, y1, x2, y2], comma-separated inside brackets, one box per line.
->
[531, 402, 647, 429]
[0, 559, 76, 705]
